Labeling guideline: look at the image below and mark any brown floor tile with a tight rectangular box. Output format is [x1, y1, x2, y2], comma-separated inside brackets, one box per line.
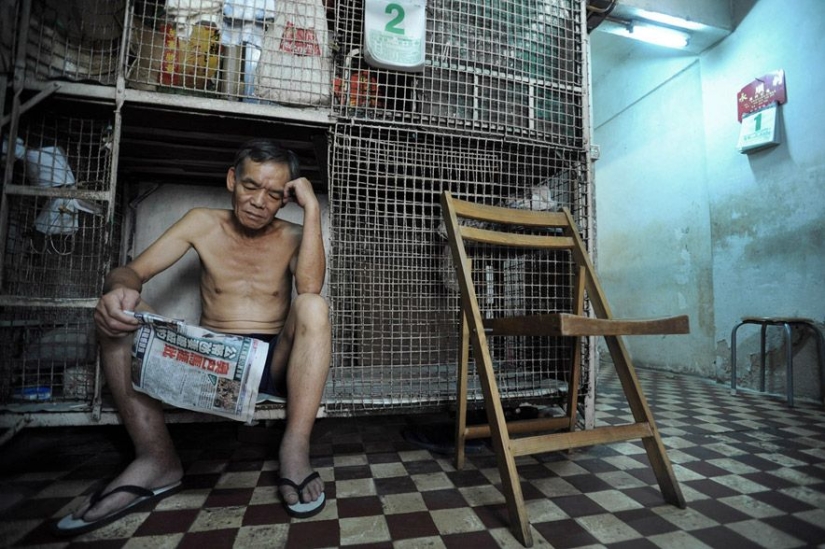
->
[2, 369, 823, 549]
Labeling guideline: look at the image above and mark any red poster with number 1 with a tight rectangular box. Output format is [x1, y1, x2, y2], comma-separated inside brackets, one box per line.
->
[737, 70, 786, 122]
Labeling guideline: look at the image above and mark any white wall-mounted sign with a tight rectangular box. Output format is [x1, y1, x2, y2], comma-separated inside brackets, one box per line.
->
[737, 103, 781, 154]
[363, 0, 426, 72]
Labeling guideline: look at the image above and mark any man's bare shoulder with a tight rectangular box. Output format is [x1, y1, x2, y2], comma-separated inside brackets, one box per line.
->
[275, 217, 303, 231]
[175, 208, 229, 231]
[273, 218, 304, 243]
[182, 207, 231, 223]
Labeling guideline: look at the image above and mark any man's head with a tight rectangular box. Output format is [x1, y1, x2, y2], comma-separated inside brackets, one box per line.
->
[226, 140, 301, 231]
[232, 139, 300, 181]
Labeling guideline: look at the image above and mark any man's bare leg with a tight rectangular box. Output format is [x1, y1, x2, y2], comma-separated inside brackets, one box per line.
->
[271, 293, 331, 506]
[73, 330, 183, 521]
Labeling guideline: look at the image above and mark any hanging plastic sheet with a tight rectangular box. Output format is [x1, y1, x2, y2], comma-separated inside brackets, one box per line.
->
[254, 0, 332, 105]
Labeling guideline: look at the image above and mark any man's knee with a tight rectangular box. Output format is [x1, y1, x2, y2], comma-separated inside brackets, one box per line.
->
[96, 326, 135, 352]
[292, 293, 330, 330]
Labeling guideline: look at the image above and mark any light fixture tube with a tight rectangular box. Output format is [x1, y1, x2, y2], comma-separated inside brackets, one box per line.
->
[617, 22, 690, 49]
[634, 9, 705, 31]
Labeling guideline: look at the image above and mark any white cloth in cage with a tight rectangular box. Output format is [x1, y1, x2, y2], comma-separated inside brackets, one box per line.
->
[221, 0, 277, 48]
[25, 146, 76, 187]
[35, 198, 80, 236]
[254, 0, 332, 106]
[1, 136, 26, 162]
[34, 198, 102, 236]
[220, 24, 266, 49]
[166, 0, 223, 34]
[223, 0, 277, 22]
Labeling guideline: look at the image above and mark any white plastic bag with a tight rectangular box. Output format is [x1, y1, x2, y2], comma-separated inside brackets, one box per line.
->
[254, 0, 331, 106]
[167, 0, 223, 15]
[25, 146, 76, 187]
[34, 198, 79, 236]
[1, 136, 26, 162]
[223, 0, 276, 22]
[166, 0, 223, 30]
[221, 0, 274, 49]
[34, 198, 102, 236]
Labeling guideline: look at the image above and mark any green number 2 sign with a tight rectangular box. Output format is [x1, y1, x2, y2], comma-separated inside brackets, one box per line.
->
[364, 0, 425, 71]
[385, 3, 406, 34]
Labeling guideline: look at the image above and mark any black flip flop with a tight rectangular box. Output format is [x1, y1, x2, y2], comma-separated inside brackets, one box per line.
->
[277, 471, 326, 519]
[52, 480, 182, 537]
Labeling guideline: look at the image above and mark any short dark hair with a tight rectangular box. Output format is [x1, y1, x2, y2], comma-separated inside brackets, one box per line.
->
[233, 139, 300, 180]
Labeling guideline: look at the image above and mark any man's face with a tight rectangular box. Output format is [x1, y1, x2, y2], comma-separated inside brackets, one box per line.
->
[226, 159, 291, 230]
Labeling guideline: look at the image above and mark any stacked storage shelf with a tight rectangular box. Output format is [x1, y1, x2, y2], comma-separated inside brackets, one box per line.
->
[1, 0, 593, 429]
[332, 0, 584, 143]
[2, 0, 337, 434]
[124, 0, 335, 108]
[0, 104, 118, 419]
[326, 125, 590, 413]
[326, 0, 595, 417]
[25, 0, 125, 85]
[0, 0, 128, 435]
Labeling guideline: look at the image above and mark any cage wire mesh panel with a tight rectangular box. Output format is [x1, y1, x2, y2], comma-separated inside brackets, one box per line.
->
[333, 0, 584, 145]
[3, 112, 114, 299]
[0, 307, 98, 406]
[126, 0, 334, 105]
[26, 0, 126, 85]
[0, 108, 118, 408]
[326, 123, 589, 414]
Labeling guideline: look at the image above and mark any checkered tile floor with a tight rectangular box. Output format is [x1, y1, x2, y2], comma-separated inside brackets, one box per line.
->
[2, 368, 825, 548]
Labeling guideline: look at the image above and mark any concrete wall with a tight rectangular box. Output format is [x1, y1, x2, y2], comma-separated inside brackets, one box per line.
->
[591, 0, 825, 399]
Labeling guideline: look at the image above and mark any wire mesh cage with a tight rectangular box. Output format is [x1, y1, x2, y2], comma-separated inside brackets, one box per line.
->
[2, 110, 115, 298]
[3, 195, 111, 298]
[10, 111, 114, 193]
[0, 306, 97, 406]
[326, 123, 589, 413]
[333, 0, 584, 145]
[126, 0, 335, 105]
[26, 0, 126, 85]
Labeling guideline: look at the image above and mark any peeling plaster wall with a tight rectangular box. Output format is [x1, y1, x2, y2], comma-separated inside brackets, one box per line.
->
[700, 0, 825, 396]
[591, 0, 825, 398]
[591, 44, 714, 376]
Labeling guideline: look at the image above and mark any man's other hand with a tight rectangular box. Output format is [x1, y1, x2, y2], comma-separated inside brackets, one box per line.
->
[282, 177, 319, 210]
[95, 288, 142, 337]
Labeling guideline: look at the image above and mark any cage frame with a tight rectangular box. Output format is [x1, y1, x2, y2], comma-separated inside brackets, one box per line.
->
[1, 0, 596, 438]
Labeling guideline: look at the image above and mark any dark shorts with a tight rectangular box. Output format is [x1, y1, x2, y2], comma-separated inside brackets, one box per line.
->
[239, 333, 283, 397]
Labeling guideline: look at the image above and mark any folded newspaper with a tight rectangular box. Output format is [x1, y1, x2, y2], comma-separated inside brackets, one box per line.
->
[128, 311, 269, 422]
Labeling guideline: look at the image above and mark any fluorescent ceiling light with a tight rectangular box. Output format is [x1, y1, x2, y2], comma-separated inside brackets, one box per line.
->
[609, 21, 690, 49]
[635, 9, 705, 31]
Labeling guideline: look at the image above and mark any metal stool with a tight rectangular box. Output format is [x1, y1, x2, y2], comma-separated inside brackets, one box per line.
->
[731, 317, 825, 407]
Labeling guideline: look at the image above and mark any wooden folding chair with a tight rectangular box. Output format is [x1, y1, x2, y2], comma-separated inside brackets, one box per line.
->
[441, 191, 689, 547]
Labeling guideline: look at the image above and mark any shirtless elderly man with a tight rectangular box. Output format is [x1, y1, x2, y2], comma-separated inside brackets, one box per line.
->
[55, 139, 331, 535]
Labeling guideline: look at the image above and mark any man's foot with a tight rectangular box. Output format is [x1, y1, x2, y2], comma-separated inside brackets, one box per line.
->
[52, 481, 182, 537]
[277, 431, 324, 511]
[277, 472, 326, 518]
[67, 455, 183, 525]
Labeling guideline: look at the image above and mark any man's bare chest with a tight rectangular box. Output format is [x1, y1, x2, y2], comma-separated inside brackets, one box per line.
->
[196, 236, 293, 289]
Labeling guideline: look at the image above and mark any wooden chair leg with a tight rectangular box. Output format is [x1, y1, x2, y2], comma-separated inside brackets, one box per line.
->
[455, 310, 470, 470]
[564, 266, 587, 431]
[493, 435, 533, 547]
[477, 361, 534, 547]
[467, 331, 534, 547]
[604, 335, 686, 508]
[565, 336, 582, 431]
[441, 193, 687, 548]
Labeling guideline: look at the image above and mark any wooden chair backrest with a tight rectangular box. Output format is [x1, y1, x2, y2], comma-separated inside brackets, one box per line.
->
[441, 190, 592, 319]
